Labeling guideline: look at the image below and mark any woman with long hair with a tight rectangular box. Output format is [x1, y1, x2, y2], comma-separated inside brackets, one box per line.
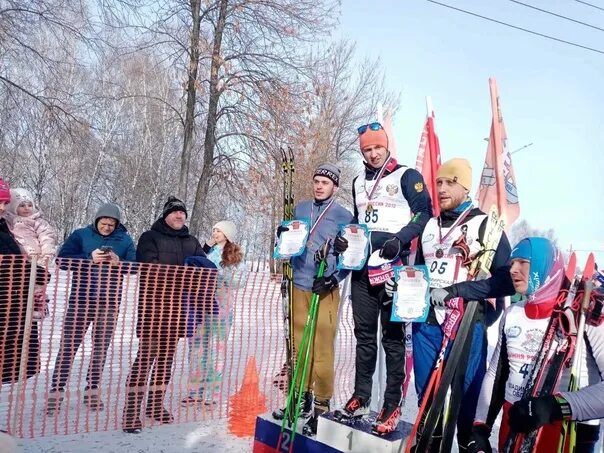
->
[182, 220, 244, 405]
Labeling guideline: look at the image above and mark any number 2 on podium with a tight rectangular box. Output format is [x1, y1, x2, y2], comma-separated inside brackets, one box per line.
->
[280, 431, 290, 451]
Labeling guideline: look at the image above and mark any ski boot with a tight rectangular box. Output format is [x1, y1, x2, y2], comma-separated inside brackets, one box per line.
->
[334, 395, 370, 422]
[371, 403, 401, 435]
[303, 399, 329, 437]
[272, 391, 313, 420]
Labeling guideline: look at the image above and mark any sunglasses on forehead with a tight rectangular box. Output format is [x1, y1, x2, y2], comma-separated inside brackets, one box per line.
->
[357, 122, 383, 135]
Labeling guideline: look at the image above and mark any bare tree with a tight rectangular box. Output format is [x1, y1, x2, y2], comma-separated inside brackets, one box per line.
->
[509, 219, 560, 248]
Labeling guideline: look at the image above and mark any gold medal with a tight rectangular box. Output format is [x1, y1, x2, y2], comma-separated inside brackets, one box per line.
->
[367, 203, 373, 212]
[436, 248, 444, 258]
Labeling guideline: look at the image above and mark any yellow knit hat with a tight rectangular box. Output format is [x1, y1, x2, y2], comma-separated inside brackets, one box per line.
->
[436, 158, 472, 191]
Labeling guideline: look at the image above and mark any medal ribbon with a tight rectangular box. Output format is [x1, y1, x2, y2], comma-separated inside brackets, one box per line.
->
[364, 156, 392, 204]
[438, 204, 474, 245]
[309, 198, 335, 238]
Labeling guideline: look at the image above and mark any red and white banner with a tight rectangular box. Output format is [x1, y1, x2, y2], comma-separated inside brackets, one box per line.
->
[476, 78, 520, 226]
[415, 98, 441, 217]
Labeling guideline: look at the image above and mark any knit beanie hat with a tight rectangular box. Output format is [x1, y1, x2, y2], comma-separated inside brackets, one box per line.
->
[7, 188, 36, 215]
[436, 158, 472, 191]
[511, 237, 564, 301]
[359, 126, 388, 151]
[0, 178, 10, 202]
[162, 196, 188, 219]
[95, 203, 122, 227]
[213, 220, 237, 242]
[314, 163, 341, 187]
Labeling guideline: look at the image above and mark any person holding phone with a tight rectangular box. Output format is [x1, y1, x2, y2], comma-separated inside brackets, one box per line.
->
[47, 203, 136, 414]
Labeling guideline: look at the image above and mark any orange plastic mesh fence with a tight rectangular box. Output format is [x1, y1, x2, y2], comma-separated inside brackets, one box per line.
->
[0, 256, 355, 437]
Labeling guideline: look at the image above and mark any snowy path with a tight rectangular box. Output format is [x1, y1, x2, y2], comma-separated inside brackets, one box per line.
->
[18, 420, 252, 452]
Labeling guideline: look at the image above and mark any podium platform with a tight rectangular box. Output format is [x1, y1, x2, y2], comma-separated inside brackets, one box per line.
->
[253, 411, 411, 453]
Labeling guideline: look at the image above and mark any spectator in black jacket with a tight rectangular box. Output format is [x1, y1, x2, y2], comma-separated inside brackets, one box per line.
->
[123, 196, 205, 433]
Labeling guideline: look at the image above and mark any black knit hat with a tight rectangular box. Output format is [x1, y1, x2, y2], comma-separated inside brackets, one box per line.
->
[314, 163, 340, 187]
[162, 196, 188, 219]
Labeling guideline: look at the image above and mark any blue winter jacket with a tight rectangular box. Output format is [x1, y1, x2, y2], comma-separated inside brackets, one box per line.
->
[291, 198, 354, 292]
[57, 224, 137, 305]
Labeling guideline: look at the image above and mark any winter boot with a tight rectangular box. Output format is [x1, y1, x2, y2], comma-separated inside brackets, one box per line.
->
[334, 395, 371, 421]
[145, 390, 174, 424]
[83, 387, 105, 411]
[372, 402, 401, 436]
[272, 391, 313, 420]
[122, 387, 144, 434]
[303, 399, 330, 437]
[46, 389, 64, 415]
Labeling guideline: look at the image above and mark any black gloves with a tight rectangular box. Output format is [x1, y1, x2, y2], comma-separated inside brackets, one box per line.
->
[430, 286, 457, 307]
[276, 225, 289, 238]
[508, 395, 571, 434]
[466, 423, 492, 453]
[379, 237, 402, 260]
[333, 235, 348, 254]
[312, 274, 338, 295]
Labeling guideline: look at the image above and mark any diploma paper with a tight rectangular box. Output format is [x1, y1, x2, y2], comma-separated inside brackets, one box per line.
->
[391, 265, 430, 323]
[336, 224, 369, 270]
[273, 219, 310, 259]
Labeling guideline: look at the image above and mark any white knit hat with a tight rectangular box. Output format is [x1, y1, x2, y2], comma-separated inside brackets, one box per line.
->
[213, 220, 237, 242]
[7, 188, 36, 216]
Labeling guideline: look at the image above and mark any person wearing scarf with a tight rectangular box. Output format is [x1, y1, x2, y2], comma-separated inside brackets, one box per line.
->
[468, 237, 604, 453]
[403, 157, 514, 450]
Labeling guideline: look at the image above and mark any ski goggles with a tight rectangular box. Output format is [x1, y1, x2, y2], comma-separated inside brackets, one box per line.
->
[357, 122, 383, 135]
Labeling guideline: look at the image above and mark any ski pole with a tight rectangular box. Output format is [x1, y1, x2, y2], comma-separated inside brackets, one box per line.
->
[276, 242, 329, 452]
[559, 270, 594, 453]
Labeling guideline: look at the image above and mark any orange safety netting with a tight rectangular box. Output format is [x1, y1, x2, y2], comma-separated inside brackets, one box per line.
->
[0, 255, 355, 437]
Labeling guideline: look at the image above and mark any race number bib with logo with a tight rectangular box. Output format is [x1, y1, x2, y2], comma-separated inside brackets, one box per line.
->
[503, 304, 549, 402]
[421, 214, 486, 288]
[354, 168, 411, 234]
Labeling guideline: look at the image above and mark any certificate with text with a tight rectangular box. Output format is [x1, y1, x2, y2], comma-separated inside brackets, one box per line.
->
[391, 265, 430, 323]
[336, 224, 369, 270]
[273, 219, 310, 260]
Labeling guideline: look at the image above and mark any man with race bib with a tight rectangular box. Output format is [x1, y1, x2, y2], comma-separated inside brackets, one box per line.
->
[333, 122, 432, 435]
[408, 157, 514, 450]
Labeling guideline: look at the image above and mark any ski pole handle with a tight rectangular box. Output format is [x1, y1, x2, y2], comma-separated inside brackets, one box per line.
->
[581, 279, 594, 312]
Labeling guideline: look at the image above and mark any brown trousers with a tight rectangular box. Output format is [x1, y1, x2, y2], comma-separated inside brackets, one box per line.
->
[291, 286, 340, 401]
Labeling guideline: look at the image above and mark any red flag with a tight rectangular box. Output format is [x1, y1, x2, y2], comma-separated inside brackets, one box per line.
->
[415, 99, 441, 217]
[476, 78, 520, 226]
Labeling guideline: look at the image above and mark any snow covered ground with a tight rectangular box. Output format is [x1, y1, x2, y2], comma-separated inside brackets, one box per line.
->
[18, 420, 252, 453]
[3, 268, 602, 452]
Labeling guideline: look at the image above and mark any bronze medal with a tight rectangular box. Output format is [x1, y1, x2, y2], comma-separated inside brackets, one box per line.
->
[435, 248, 444, 258]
